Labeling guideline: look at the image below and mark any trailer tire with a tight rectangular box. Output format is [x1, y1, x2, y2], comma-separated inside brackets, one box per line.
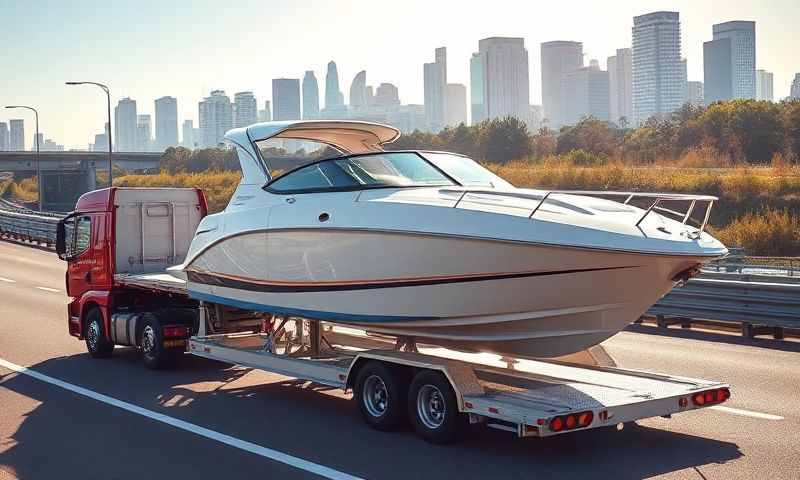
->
[354, 361, 407, 431]
[408, 370, 465, 444]
[139, 315, 178, 370]
[85, 307, 113, 358]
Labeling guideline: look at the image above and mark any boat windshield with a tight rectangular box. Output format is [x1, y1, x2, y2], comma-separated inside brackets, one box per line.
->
[266, 152, 457, 193]
[421, 152, 514, 188]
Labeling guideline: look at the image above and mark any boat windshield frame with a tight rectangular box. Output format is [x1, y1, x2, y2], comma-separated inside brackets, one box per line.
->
[262, 150, 465, 195]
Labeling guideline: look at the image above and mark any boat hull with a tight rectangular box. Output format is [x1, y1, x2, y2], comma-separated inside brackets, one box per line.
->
[186, 229, 708, 358]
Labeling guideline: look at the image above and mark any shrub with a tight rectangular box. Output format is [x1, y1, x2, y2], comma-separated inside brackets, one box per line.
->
[715, 208, 800, 256]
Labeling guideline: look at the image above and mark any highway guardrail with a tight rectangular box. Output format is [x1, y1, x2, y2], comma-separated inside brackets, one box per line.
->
[0, 207, 63, 246]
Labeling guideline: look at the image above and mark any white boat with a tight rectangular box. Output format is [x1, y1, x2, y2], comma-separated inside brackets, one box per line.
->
[178, 120, 727, 358]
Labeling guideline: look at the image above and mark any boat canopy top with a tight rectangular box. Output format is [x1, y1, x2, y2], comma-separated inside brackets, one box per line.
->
[226, 120, 401, 155]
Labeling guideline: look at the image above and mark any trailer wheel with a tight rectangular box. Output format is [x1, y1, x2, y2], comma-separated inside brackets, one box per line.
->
[139, 315, 177, 370]
[354, 361, 407, 431]
[408, 370, 465, 444]
[85, 307, 113, 358]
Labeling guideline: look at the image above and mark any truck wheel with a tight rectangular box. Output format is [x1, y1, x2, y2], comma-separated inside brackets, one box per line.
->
[85, 307, 113, 358]
[139, 315, 177, 370]
[354, 361, 407, 431]
[408, 370, 465, 444]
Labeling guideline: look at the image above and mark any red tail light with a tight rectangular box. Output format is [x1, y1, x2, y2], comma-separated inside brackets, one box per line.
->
[692, 388, 730, 407]
[162, 325, 189, 338]
[549, 411, 594, 432]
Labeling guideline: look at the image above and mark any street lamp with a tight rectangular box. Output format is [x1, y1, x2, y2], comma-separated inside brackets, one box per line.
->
[5, 105, 41, 211]
[66, 81, 113, 187]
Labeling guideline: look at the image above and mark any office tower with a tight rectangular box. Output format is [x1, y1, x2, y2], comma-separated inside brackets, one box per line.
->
[475, 37, 530, 122]
[541, 41, 583, 128]
[198, 90, 233, 148]
[686, 81, 704, 106]
[791, 74, 800, 99]
[350, 70, 368, 110]
[302, 71, 320, 119]
[182, 120, 195, 148]
[136, 114, 152, 152]
[154, 96, 178, 151]
[564, 62, 609, 124]
[444, 84, 467, 127]
[31, 133, 43, 151]
[114, 97, 138, 151]
[92, 123, 110, 152]
[0, 123, 8, 151]
[704, 21, 756, 103]
[756, 70, 774, 101]
[9, 119, 24, 151]
[470, 53, 486, 125]
[258, 101, 272, 123]
[424, 47, 447, 131]
[272, 79, 301, 121]
[608, 48, 633, 125]
[374, 83, 400, 107]
[527, 105, 543, 132]
[632, 11, 685, 125]
[233, 91, 258, 128]
[325, 61, 344, 109]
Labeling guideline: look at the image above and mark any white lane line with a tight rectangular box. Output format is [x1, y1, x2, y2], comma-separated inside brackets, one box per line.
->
[34, 286, 60, 293]
[710, 405, 784, 421]
[0, 277, 16, 283]
[0, 357, 363, 480]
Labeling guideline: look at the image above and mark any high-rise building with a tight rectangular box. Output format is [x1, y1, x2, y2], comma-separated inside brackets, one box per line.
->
[302, 71, 320, 119]
[258, 101, 272, 123]
[350, 70, 368, 110]
[32, 133, 43, 151]
[632, 11, 686, 125]
[0, 123, 8, 151]
[325, 61, 344, 109]
[374, 83, 400, 107]
[477, 37, 530, 122]
[9, 119, 24, 151]
[686, 81, 704, 106]
[755, 70, 774, 101]
[444, 83, 467, 127]
[541, 41, 584, 129]
[233, 91, 258, 128]
[114, 97, 138, 151]
[182, 120, 195, 148]
[791, 74, 800, 99]
[93, 123, 109, 152]
[564, 63, 609, 124]
[470, 53, 486, 125]
[154, 96, 178, 151]
[703, 21, 756, 103]
[198, 90, 233, 148]
[608, 48, 633, 126]
[424, 47, 447, 131]
[272, 79, 301, 121]
[136, 114, 152, 152]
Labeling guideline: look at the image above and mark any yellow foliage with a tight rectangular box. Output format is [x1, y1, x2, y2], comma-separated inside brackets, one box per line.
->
[113, 171, 241, 213]
[714, 209, 800, 256]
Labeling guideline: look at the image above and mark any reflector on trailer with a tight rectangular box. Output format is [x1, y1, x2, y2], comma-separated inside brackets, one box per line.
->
[550, 417, 564, 432]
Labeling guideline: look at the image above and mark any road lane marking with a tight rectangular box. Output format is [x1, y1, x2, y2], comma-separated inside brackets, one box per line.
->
[0, 357, 364, 480]
[710, 405, 784, 421]
[34, 286, 60, 293]
[0, 277, 16, 283]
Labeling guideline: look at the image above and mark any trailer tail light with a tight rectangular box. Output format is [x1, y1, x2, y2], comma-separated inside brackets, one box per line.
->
[692, 388, 730, 407]
[549, 410, 594, 432]
[163, 325, 188, 338]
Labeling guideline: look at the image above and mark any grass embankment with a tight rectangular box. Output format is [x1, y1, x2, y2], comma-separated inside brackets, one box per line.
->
[113, 171, 241, 213]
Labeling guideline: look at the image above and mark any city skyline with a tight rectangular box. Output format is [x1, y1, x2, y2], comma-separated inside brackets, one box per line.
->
[2, 0, 799, 148]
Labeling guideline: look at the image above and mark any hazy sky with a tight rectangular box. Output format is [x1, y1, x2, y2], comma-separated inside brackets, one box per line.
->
[1, 0, 798, 149]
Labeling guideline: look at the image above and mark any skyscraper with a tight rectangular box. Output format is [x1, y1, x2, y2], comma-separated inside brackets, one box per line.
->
[374, 83, 400, 107]
[470, 53, 486, 125]
[9, 119, 24, 151]
[182, 120, 195, 148]
[703, 21, 756, 103]
[756, 70, 774, 101]
[154, 96, 178, 151]
[350, 70, 368, 110]
[198, 90, 233, 148]
[272, 79, 301, 121]
[564, 63, 610, 124]
[32, 133, 43, 151]
[608, 48, 633, 125]
[477, 37, 530, 122]
[791, 74, 800, 99]
[424, 47, 447, 131]
[258, 101, 272, 123]
[686, 81, 705, 106]
[93, 123, 109, 153]
[541, 41, 584, 128]
[444, 83, 467, 127]
[233, 91, 258, 128]
[632, 11, 685, 125]
[0, 123, 8, 151]
[136, 114, 152, 152]
[325, 61, 344, 109]
[302, 71, 320, 119]
[114, 97, 138, 151]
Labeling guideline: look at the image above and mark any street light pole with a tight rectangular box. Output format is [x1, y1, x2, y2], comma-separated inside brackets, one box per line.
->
[66, 81, 113, 187]
[5, 105, 41, 211]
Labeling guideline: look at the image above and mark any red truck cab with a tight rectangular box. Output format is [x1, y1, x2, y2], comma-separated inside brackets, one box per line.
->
[56, 187, 207, 368]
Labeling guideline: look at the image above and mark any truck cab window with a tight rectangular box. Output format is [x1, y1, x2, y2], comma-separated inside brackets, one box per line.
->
[74, 216, 91, 256]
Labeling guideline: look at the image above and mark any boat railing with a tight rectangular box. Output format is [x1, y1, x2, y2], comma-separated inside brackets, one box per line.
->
[448, 189, 718, 235]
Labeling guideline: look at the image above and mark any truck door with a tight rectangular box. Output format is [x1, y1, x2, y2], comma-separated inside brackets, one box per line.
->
[66, 215, 94, 296]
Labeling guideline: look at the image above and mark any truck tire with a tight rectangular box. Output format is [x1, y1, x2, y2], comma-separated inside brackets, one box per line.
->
[85, 307, 113, 358]
[408, 370, 466, 444]
[354, 361, 407, 431]
[139, 315, 178, 370]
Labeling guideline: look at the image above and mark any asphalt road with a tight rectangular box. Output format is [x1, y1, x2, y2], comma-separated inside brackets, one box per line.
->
[0, 240, 798, 480]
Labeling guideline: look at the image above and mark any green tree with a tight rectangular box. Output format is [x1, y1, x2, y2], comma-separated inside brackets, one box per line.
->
[483, 117, 531, 163]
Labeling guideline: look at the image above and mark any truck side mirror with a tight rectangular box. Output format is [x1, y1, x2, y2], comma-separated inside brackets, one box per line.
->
[56, 219, 67, 260]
